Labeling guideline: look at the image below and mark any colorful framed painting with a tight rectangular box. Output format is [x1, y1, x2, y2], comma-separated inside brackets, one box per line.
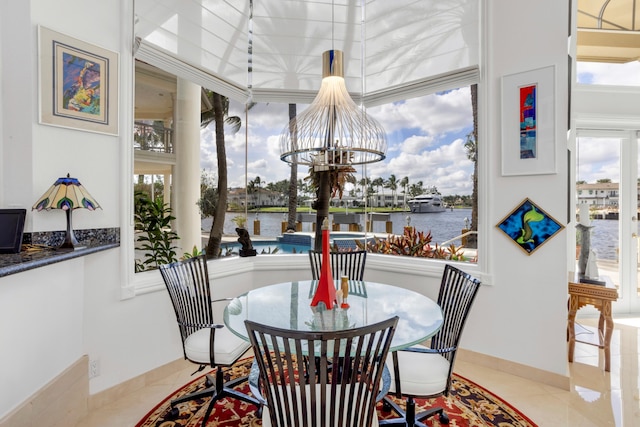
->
[496, 198, 565, 255]
[38, 26, 119, 135]
[501, 65, 555, 176]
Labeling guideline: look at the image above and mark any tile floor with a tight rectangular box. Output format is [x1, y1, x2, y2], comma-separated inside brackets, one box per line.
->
[75, 315, 640, 427]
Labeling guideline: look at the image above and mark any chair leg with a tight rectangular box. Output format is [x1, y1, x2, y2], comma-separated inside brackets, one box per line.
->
[380, 395, 437, 427]
[379, 396, 410, 426]
[200, 389, 220, 427]
[169, 365, 260, 424]
[217, 366, 261, 407]
[170, 382, 217, 406]
[415, 405, 449, 425]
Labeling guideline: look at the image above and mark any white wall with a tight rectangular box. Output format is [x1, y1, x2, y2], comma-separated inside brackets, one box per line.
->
[0, 0, 129, 417]
[465, 0, 569, 374]
[1, 0, 33, 211]
[30, 0, 123, 232]
[1, 0, 574, 419]
[0, 259, 85, 416]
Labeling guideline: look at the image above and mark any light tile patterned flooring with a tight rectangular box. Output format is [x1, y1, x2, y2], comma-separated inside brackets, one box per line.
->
[76, 316, 640, 427]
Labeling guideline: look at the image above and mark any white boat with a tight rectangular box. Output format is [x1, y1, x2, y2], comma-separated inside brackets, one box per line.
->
[407, 190, 446, 213]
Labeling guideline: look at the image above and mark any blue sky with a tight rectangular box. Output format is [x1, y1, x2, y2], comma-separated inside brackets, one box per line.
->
[199, 61, 640, 195]
[200, 87, 475, 197]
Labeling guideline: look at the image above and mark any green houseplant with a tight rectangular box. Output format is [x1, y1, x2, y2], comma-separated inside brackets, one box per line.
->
[134, 191, 180, 272]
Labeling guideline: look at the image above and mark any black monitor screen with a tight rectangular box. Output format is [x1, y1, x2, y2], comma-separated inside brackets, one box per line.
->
[0, 209, 26, 254]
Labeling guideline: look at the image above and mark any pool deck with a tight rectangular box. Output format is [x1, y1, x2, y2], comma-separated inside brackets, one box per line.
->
[216, 230, 391, 245]
[211, 231, 477, 260]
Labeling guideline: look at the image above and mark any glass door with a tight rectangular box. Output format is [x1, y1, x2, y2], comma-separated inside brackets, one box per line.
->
[576, 129, 640, 313]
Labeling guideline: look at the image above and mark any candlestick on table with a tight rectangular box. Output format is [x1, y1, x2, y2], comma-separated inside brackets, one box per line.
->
[310, 217, 336, 309]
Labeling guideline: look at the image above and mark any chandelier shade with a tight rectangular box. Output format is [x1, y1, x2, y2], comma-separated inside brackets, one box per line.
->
[279, 50, 387, 168]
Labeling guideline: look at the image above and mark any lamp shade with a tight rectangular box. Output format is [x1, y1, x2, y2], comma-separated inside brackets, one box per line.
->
[33, 174, 101, 212]
[32, 173, 101, 249]
[279, 50, 387, 167]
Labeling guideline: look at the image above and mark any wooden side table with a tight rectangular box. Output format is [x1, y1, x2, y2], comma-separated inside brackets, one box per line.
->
[567, 275, 618, 371]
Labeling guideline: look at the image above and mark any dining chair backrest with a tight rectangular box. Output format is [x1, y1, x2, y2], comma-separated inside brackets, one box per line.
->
[159, 255, 261, 421]
[245, 316, 398, 427]
[308, 250, 367, 281]
[432, 264, 481, 382]
[159, 254, 215, 361]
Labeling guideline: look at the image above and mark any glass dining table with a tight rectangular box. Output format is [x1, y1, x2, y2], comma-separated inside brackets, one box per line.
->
[224, 280, 443, 351]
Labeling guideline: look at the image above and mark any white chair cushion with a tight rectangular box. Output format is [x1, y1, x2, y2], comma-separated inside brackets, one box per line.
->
[184, 327, 250, 366]
[261, 384, 379, 427]
[386, 345, 451, 397]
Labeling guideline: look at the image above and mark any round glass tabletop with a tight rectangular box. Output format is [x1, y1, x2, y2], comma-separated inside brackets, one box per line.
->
[224, 280, 443, 351]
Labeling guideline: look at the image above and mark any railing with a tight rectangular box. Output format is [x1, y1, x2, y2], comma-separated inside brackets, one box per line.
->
[134, 122, 173, 154]
[440, 230, 477, 247]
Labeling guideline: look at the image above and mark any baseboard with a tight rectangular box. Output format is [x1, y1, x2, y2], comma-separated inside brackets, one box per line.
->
[0, 356, 193, 427]
[87, 358, 191, 411]
[457, 348, 570, 390]
[0, 356, 89, 427]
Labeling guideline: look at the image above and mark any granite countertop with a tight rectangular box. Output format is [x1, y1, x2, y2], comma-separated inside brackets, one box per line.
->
[0, 228, 120, 278]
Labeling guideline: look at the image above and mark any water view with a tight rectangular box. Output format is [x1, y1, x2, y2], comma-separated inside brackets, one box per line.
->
[203, 211, 620, 259]
[202, 209, 473, 252]
[589, 219, 618, 261]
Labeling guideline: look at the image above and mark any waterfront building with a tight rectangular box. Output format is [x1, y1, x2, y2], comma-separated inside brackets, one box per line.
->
[577, 182, 620, 208]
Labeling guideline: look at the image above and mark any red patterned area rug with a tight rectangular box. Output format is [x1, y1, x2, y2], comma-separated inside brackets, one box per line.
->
[136, 357, 537, 427]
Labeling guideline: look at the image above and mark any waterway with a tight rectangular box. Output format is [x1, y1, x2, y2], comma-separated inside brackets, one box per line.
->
[203, 209, 473, 247]
[589, 219, 618, 261]
[202, 211, 620, 259]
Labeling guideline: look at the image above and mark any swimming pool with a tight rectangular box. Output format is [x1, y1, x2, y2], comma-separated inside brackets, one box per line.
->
[220, 232, 379, 255]
[220, 241, 310, 255]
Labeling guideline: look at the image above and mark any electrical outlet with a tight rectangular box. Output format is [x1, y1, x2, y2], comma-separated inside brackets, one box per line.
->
[89, 359, 100, 378]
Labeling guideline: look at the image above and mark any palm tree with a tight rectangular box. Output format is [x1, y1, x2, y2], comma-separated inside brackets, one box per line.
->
[252, 176, 264, 207]
[200, 91, 242, 258]
[372, 177, 385, 207]
[465, 83, 478, 248]
[306, 156, 356, 251]
[358, 177, 370, 206]
[385, 174, 398, 208]
[286, 104, 298, 231]
[246, 179, 256, 207]
[409, 181, 424, 199]
[400, 176, 409, 210]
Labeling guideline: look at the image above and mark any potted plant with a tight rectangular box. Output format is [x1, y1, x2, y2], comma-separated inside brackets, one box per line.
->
[231, 215, 247, 229]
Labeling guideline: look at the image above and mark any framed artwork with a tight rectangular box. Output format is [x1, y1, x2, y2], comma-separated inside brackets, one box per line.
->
[38, 26, 119, 135]
[496, 198, 564, 255]
[501, 65, 555, 176]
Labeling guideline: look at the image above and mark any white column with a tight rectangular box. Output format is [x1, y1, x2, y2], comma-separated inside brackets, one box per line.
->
[163, 173, 171, 212]
[173, 78, 201, 254]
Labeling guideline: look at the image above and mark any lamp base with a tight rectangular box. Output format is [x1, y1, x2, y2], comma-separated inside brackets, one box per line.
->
[57, 241, 85, 250]
[57, 210, 84, 250]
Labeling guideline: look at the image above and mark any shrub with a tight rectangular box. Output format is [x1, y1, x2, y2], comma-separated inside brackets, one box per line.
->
[355, 227, 467, 261]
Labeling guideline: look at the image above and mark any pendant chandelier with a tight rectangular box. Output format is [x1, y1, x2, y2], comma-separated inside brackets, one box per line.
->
[279, 49, 387, 169]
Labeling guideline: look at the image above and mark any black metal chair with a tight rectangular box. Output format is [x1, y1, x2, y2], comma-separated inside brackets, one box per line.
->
[381, 264, 481, 426]
[245, 316, 398, 427]
[308, 249, 367, 281]
[159, 255, 260, 424]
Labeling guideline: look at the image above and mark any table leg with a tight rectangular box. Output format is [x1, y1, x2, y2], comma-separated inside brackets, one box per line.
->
[602, 302, 613, 372]
[598, 312, 605, 337]
[567, 296, 577, 363]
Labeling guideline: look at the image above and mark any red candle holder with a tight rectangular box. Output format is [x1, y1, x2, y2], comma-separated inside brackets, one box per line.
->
[310, 218, 336, 309]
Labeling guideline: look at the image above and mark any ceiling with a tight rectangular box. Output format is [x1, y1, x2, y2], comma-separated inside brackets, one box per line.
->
[134, 0, 479, 106]
[576, 0, 640, 63]
[133, 0, 640, 122]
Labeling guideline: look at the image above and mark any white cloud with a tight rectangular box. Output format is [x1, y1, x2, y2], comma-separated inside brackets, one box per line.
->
[204, 89, 474, 195]
[402, 135, 436, 154]
[369, 87, 472, 135]
[577, 62, 640, 86]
